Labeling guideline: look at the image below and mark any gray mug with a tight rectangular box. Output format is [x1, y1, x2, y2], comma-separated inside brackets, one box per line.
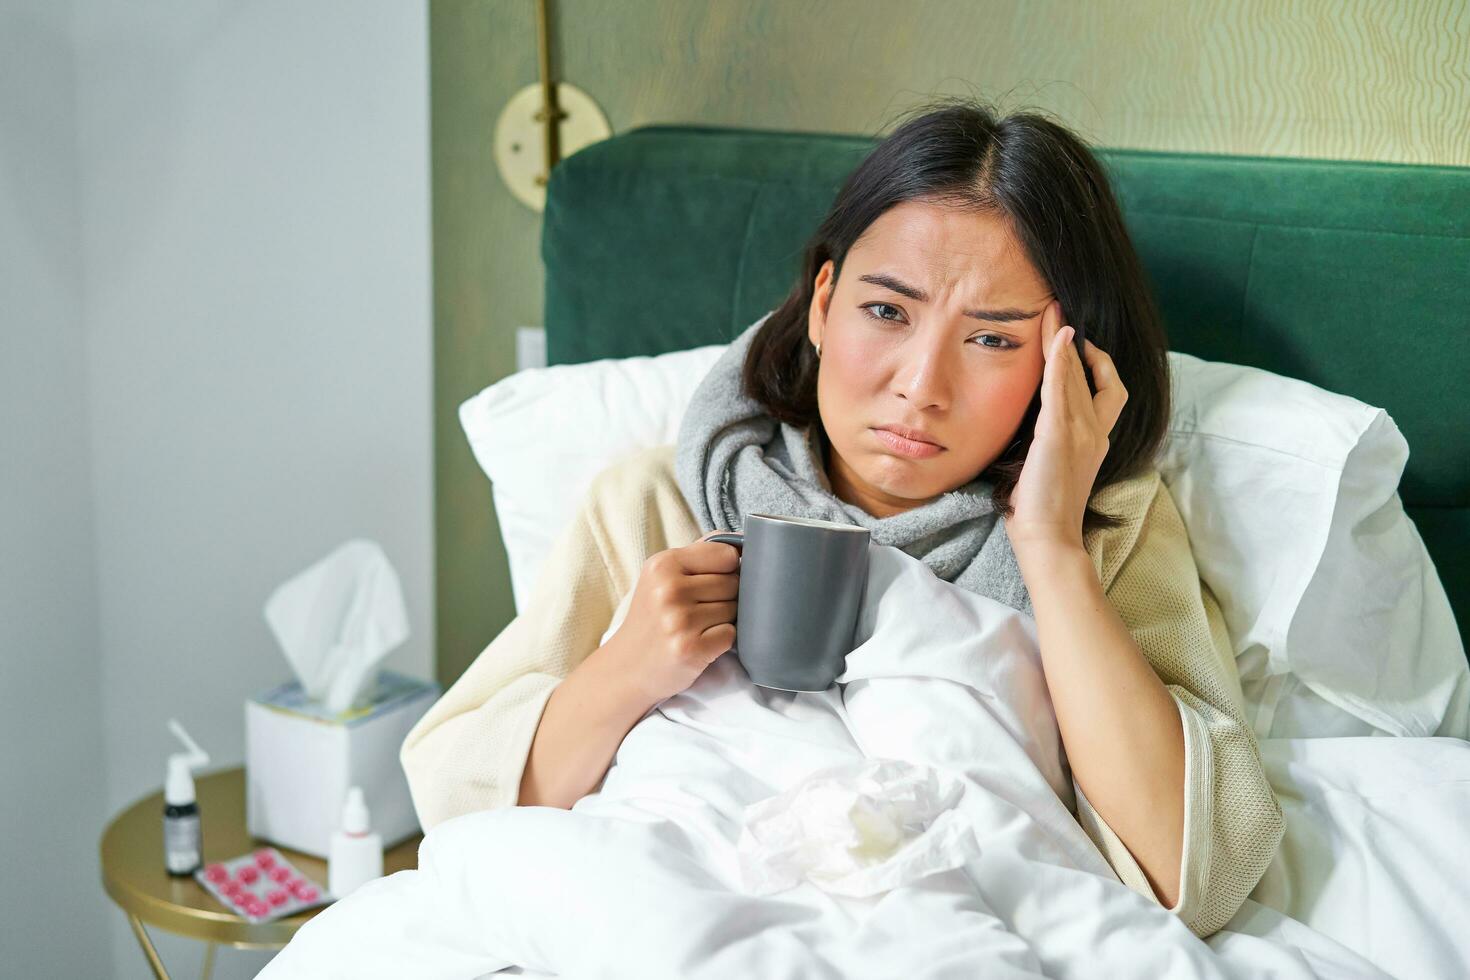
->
[707, 514, 871, 692]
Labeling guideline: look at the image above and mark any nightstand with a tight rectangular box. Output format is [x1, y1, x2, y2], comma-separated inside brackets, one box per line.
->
[100, 766, 421, 979]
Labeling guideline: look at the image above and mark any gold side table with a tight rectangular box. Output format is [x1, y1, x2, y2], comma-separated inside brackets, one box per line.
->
[100, 766, 421, 980]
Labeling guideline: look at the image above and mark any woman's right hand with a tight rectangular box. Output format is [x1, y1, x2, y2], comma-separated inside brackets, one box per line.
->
[606, 531, 741, 706]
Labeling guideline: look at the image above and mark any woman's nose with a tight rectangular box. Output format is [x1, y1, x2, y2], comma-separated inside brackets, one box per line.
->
[890, 335, 951, 410]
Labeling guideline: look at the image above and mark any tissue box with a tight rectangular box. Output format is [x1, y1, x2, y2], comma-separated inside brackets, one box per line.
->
[246, 670, 439, 858]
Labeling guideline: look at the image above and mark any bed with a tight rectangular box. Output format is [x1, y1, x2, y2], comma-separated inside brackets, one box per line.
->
[270, 127, 1470, 979]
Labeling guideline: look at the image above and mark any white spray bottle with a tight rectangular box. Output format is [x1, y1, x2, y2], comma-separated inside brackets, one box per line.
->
[328, 785, 383, 898]
[163, 718, 209, 875]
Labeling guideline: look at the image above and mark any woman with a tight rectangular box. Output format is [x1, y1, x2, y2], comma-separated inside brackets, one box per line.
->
[401, 99, 1283, 940]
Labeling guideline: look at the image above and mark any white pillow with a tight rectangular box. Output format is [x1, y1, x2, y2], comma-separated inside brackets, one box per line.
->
[1158, 353, 1468, 739]
[459, 337, 1468, 740]
[459, 343, 727, 612]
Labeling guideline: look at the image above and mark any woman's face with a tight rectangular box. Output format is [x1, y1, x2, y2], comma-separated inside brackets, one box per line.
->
[807, 198, 1054, 517]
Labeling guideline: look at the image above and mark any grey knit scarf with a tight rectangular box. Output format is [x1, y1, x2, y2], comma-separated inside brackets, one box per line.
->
[674, 315, 1033, 618]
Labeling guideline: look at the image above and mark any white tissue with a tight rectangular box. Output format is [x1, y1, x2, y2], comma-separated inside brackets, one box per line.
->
[263, 539, 410, 714]
[736, 758, 980, 898]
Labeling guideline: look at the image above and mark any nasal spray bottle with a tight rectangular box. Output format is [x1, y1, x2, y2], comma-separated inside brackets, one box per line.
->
[328, 786, 383, 898]
[163, 718, 209, 876]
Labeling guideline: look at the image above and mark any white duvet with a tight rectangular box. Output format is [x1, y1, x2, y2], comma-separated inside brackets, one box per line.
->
[264, 546, 1470, 979]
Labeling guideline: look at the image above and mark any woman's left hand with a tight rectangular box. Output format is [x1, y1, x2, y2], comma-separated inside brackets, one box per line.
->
[1006, 300, 1129, 553]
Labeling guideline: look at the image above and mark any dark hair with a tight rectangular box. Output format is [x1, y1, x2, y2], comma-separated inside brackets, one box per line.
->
[743, 98, 1171, 535]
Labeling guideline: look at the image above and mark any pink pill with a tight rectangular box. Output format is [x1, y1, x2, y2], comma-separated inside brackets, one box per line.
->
[204, 864, 229, 883]
[219, 880, 242, 897]
[293, 884, 319, 902]
[230, 892, 250, 908]
[254, 849, 277, 869]
[269, 866, 291, 883]
[247, 899, 269, 915]
[236, 865, 260, 884]
[266, 888, 289, 907]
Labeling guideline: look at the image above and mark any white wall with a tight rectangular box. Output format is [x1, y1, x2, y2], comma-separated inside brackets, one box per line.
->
[0, 0, 112, 974]
[0, 0, 433, 975]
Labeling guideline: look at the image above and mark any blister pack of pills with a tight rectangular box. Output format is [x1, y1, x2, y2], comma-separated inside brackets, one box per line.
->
[194, 846, 329, 923]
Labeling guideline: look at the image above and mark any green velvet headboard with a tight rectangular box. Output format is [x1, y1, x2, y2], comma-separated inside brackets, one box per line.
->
[541, 125, 1470, 653]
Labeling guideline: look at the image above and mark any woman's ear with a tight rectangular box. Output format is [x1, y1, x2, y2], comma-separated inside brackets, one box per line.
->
[807, 260, 835, 349]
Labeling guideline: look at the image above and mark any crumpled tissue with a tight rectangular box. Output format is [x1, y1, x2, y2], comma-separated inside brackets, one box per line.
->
[263, 539, 410, 714]
[736, 757, 981, 898]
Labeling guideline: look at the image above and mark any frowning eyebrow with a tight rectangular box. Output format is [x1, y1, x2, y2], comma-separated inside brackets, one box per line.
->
[857, 272, 1040, 324]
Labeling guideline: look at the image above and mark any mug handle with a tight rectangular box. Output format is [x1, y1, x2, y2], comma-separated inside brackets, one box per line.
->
[705, 532, 743, 550]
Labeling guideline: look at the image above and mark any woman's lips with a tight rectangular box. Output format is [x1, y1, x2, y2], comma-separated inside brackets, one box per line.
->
[871, 426, 945, 459]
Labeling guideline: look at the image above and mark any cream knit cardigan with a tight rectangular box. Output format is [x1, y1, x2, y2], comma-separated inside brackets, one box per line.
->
[402, 445, 1284, 939]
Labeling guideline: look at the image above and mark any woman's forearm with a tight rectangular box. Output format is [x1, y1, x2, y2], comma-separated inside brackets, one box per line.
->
[1013, 538, 1186, 907]
[517, 637, 656, 809]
